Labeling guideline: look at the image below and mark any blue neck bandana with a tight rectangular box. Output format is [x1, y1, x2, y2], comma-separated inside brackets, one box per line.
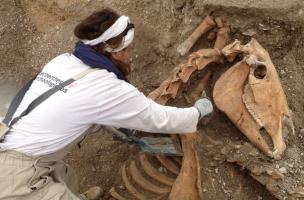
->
[73, 42, 127, 81]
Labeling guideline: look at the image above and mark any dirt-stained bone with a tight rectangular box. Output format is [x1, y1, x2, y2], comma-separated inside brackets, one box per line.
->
[169, 73, 211, 200]
[129, 160, 171, 195]
[214, 60, 271, 155]
[169, 134, 203, 200]
[148, 48, 222, 105]
[214, 39, 291, 159]
[177, 15, 216, 56]
[214, 17, 230, 50]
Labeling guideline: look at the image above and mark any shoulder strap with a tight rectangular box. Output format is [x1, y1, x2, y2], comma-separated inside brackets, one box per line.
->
[2, 76, 37, 126]
[3, 68, 98, 127]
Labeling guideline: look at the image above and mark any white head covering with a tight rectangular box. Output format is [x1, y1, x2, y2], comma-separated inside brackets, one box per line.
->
[81, 15, 134, 52]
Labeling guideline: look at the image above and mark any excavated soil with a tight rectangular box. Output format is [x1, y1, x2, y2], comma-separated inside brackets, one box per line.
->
[0, 0, 304, 199]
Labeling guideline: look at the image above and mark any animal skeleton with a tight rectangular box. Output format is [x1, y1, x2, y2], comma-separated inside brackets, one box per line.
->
[109, 15, 292, 200]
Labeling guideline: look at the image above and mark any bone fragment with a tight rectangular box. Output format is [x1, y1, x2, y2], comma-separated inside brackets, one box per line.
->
[177, 15, 216, 56]
[156, 155, 180, 175]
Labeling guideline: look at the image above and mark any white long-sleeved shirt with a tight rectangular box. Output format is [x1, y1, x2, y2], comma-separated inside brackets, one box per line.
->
[0, 53, 199, 156]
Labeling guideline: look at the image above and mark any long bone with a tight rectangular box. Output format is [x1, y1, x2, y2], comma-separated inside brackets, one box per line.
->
[214, 39, 290, 159]
[177, 15, 216, 56]
[169, 72, 211, 200]
[214, 17, 231, 50]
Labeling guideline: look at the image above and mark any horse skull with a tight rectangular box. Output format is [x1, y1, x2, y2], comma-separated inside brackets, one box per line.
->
[214, 39, 292, 159]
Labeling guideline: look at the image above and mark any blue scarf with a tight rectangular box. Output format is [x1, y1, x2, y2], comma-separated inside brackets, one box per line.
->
[73, 42, 127, 81]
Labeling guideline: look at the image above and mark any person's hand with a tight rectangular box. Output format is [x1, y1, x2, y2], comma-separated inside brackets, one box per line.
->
[194, 97, 213, 119]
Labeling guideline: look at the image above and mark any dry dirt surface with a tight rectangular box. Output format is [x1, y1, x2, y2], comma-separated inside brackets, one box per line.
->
[0, 0, 304, 199]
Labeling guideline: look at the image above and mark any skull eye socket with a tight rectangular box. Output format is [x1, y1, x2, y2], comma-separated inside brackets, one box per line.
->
[254, 64, 267, 79]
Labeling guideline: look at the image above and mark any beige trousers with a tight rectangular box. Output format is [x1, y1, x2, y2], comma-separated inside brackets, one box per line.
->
[0, 150, 83, 200]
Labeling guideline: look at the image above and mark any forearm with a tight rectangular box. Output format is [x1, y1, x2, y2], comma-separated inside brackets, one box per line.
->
[133, 100, 199, 134]
[94, 79, 199, 133]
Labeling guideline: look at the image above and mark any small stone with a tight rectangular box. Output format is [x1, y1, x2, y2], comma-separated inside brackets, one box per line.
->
[300, 129, 304, 135]
[203, 188, 207, 192]
[259, 24, 271, 31]
[242, 29, 257, 37]
[279, 167, 287, 174]
[118, 185, 125, 190]
[215, 168, 219, 174]
[158, 166, 167, 174]
[91, 166, 96, 172]
[275, 164, 280, 169]
[209, 162, 217, 167]
[258, 196, 263, 200]
[280, 69, 286, 75]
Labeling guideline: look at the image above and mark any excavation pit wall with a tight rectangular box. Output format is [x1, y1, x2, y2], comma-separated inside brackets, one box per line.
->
[0, 0, 303, 199]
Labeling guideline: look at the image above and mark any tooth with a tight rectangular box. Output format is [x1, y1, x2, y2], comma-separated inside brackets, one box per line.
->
[243, 84, 264, 127]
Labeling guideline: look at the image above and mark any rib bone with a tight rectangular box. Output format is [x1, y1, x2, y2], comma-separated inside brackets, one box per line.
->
[129, 160, 170, 195]
[122, 163, 164, 200]
[139, 152, 175, 186]
[156, 155, 180, 176]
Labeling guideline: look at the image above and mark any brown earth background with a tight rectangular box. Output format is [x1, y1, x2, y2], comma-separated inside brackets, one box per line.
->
[0, 0, 304, 199]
